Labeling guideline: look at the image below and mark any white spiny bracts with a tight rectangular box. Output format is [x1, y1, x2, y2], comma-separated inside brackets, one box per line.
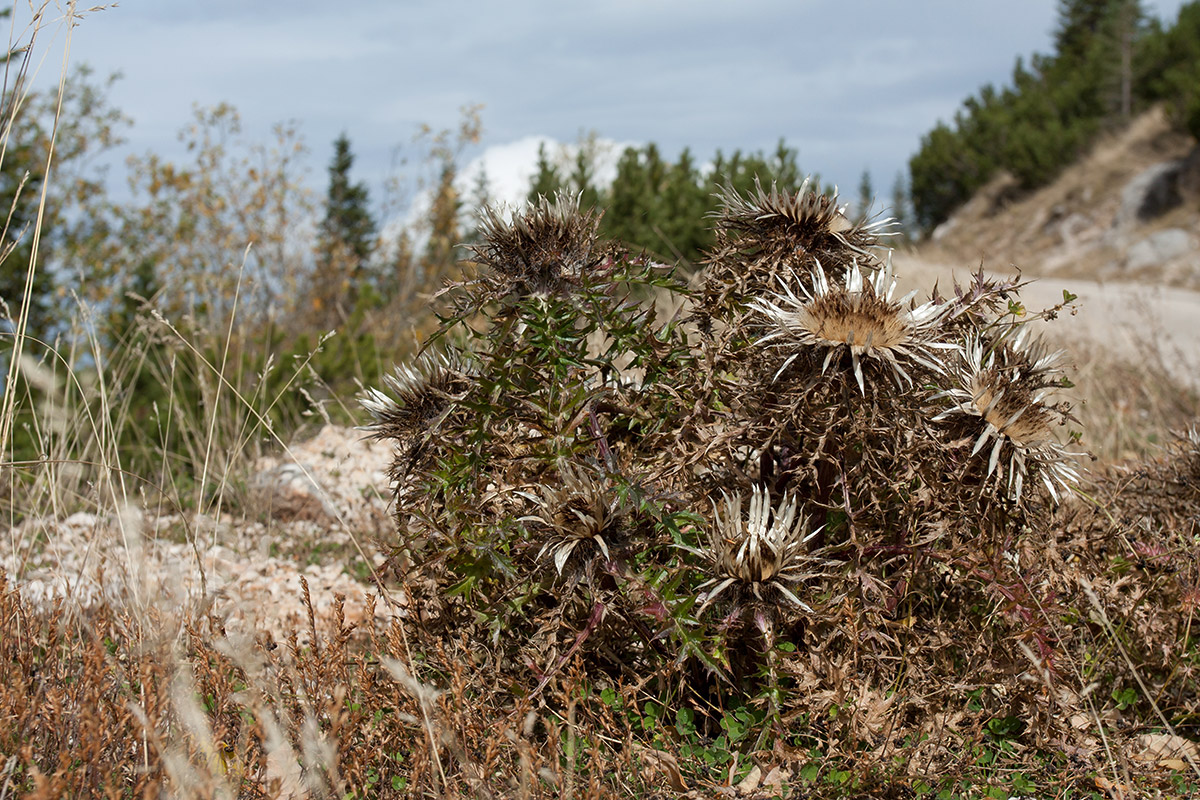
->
[358, 348, 473, 439]
[933, 326, 1080, 504]
[751, 258, 956, 393]
[517, 462, 632, 580]
[693, 486, 823, 619]
[714, 177, 894, 257]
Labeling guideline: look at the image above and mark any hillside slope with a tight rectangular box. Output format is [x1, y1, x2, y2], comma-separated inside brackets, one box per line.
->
[915, 106, 1200, 288]
[892, 108, 1200, 458]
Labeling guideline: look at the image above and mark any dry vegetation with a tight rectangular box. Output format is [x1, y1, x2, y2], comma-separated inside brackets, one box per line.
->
[7, 184, 1200, 799]
[4, 13, 1200, 800]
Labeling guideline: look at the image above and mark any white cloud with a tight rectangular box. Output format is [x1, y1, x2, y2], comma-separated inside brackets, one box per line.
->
[458, 135, 637, 211]
[381, 134, 637, 255]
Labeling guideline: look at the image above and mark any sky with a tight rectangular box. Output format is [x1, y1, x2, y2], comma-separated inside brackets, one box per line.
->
[15, 0, 1192, 220]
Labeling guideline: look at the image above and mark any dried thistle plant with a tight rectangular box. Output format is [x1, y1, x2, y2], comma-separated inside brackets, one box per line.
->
[713, 177, 891, 262]
[359, 347, 474, 440]
[751, 259, 956, 393]
[517, 462, 634, 583]
[469, 191, 606, 297]
[693, 486, 823, 621]
[934, 326, 1080, 503]
[700, 179, 893, 323]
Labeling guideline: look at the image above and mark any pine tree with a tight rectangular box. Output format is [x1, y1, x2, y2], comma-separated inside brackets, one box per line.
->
[462, 164, 492, 245]
[422, 163, 461, 290]
[604, 146, 650, 250]
[889, 170, 912, 243]
[908, 0, 1154, 232]
[1140, 1, 1200, 137]
[313, 133, 377, 323]
[319, 133, 376, 268]
[569, 134, 603, 210]
[527, 142, 564, 204]
[1055, 0, 1117, 66]
[656, 147, 709, 265]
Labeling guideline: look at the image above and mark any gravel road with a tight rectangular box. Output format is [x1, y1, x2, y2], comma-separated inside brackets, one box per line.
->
[893, 253, 1200, 391]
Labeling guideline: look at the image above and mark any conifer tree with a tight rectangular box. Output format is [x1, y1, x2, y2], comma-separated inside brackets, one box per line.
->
[908, 0, 1158, 232]
[319, 133, 376, 269]
[313, 133, 377, 322]
[889, 170, 913, 243]
[856, 168, 874, 221]
[1141, 1, 1200, 137]
[604, 146, 650, 250]
[527, 142, 564, 203]
[462, 164, 493, 245]
[568, 135, 602, 211]
[656, 147, 710, 264]
[422, 163, 461, 289]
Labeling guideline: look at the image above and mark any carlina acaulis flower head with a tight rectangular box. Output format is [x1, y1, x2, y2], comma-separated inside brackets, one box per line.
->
[516, 461, 633, 581]
[470, 191, 605, 297]
[933, 325, 1080, 504]
[713, 177, 892, 260]
[693, 486, 824, 620]
[358, 347, 474, 440]
[751, 258, 957, 394]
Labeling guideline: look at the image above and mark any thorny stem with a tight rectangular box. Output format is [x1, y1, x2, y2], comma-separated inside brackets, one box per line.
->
[528, 600, 606, 700]
[587, 405, 615, 471]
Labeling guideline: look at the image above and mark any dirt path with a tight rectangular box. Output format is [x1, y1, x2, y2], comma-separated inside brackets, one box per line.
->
[892, 252, 1200, 391]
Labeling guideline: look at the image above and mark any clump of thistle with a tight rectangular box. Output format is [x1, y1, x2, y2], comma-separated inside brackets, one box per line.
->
[359, 348, 474, 440]
[693, 486, 823, 624]
[517, 461, 636, 585]
[361, 178, 1101, 771]
[751, 258, 956, 394]
[713, 177, 890, 263]
[469, 192, 607, 297]
[701, 178, 892, 321]
[934, 326, 1080, 503]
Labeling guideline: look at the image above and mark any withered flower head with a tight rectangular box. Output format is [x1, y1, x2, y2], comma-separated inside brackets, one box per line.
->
[517, 462, 632, 580]
[933, 326, 1080, 503]
[714, 177, 892, 259]
[470, 191, 604, 296]
[751, 259, 956, 393]
[359, 348, 473, 440]
[694, 486, 822, 618]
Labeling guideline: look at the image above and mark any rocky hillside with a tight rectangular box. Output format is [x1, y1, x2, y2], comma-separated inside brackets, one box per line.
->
[917, 106, 1200, 288]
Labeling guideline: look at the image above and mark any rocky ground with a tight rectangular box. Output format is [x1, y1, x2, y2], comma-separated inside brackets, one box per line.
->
[2, 425, 404, 641]
[920, 107, 1200, 290]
